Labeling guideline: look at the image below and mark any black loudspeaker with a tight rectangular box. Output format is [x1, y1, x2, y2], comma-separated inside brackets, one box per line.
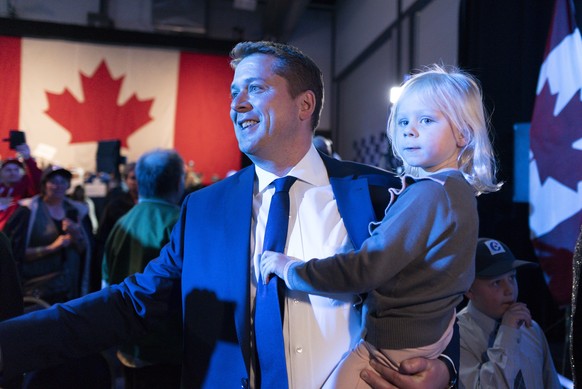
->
[96, 140, 121, 176]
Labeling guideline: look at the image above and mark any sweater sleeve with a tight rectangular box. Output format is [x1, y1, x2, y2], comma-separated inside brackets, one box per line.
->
[286, 179, 457, 294]
[22, 158, 42, 197]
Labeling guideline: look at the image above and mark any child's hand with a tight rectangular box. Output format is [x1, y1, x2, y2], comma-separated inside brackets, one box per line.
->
[260, 251, 292, 284]
[501, 302, 532, 329]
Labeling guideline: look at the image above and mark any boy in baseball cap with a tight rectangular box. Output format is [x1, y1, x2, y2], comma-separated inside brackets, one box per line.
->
[457, 237, 560, 388]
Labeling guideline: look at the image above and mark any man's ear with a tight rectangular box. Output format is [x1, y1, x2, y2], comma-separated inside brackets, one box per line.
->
[298, 90, 316, 121]
[465, 288, 474, 300]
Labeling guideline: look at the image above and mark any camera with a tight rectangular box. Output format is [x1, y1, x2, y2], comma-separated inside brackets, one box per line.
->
[3, 130, 26, 150]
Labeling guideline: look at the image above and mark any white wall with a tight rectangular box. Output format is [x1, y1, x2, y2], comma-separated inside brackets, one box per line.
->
[289, 9, 333, 132]
[415, 0, 460, 67]
[335, 41, 396, 164]
[333, 0, 461, 164]
[335, 0, 397, 75]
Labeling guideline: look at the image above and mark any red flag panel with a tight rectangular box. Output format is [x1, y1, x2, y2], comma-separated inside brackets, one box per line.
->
[0, 36, 21, 159]
[174, 52, 240, 184]
[0, 36, 240, 184]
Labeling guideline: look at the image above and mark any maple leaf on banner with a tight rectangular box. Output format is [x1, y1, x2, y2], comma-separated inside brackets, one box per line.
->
[530, 82, 582, 190]
[45, 60, 154, 147]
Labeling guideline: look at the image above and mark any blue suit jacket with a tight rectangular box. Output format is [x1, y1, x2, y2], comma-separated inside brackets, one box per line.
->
[0, 154, 401, 388]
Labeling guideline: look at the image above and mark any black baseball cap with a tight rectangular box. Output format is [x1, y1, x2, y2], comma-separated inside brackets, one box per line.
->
[475, 238, 537, 278]
[41, 165, 72, 183]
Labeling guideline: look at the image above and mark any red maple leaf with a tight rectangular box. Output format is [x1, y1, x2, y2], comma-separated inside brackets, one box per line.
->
[45, 60, 154, 148]
[530, 82, 582, 190]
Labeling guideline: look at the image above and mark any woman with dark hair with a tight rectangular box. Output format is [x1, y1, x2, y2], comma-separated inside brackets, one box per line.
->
[4, 166, 93, 304]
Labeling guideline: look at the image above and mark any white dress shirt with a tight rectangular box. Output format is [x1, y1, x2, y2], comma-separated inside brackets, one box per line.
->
[457, 301, 561, 389]
[251, 145, 362, 388]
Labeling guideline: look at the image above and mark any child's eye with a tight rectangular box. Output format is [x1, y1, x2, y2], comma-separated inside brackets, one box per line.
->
[397, 119, 409, 127]
[420, 117, 433, 124]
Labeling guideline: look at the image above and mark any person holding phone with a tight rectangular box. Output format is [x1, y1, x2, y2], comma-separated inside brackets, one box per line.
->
[0, 140, 42, 231]
[3, 166, 92, 304]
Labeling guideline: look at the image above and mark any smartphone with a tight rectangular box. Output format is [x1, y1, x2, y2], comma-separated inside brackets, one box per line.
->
[5, 130, 26, 150]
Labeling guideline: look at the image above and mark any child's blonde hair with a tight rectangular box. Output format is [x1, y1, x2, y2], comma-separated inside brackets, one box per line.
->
[387, 64, 502, 195]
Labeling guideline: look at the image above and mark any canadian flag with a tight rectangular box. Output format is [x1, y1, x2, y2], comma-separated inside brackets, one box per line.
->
[529, 0, 582, 306]
[0, 36, 240, 184]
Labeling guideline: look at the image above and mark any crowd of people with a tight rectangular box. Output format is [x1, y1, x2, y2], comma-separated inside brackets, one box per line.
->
[0, 40, 574, 389]
[0, 144, 200, 388]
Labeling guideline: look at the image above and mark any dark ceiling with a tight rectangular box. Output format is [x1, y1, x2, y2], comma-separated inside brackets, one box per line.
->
[0, 0, 337, 54]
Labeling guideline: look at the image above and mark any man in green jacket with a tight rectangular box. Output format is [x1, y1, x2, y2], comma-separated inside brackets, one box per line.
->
[103, 148, 185, 389]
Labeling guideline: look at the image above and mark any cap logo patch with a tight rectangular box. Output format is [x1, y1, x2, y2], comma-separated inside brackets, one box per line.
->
[484, 240, 506, 255]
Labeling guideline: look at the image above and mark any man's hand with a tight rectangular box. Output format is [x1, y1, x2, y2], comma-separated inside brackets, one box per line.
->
[360, 357, 449, 389]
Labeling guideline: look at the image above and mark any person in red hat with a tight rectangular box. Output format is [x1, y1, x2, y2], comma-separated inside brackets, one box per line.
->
[0, 144, 42, 231]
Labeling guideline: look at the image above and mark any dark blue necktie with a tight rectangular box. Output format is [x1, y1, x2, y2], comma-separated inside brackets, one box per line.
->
[514, 370, 526, 389]
[255, 176, 297, 389]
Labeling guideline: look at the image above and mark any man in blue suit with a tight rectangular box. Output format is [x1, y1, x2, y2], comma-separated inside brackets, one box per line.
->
[0, 41, 456, 388]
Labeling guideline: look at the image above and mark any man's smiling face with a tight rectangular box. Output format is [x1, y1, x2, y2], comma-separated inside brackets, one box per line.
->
[230, 53, 304, 165]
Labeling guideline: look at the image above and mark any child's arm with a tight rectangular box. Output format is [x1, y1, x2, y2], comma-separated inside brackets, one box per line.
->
[265, 176, 474, 298]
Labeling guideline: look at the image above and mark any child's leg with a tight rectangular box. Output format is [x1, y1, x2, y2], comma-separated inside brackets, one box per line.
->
[376, 312, 456, 365]
[322, 339, 384, 389]
[323, 313, 456, 388]
[322, 336, 449, 389]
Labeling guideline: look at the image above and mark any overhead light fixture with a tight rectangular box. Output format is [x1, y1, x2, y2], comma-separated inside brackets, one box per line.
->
[389, 86, 402, 104]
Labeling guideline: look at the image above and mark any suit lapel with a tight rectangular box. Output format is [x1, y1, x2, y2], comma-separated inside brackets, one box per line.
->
[320, 155, 377, 249]
[330, 176, 377, 249]
[229, 166, 255, 367]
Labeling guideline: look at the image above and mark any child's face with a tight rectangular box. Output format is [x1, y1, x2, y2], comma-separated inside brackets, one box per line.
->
[465, 270, 518, 320]
[394, 92, 465, 173]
